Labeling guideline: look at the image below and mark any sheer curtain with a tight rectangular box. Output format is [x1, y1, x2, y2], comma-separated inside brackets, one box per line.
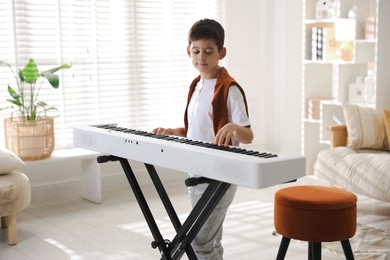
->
[0, 0, 222, 148]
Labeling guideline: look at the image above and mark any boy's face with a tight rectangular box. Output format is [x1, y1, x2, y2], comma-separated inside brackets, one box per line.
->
[187, 38, 226, 79]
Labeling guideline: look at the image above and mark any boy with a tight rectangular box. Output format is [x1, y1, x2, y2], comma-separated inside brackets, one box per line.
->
[153, 18, 253, 260]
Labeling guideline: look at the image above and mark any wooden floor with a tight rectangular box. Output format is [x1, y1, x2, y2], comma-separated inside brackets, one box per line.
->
[1, 177, 389, 260]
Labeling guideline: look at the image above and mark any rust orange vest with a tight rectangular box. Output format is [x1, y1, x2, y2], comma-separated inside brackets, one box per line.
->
[184, 67, 249, 136]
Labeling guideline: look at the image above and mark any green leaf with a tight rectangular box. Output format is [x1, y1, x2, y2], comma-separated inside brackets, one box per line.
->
[6, 98, 22, 107]
[42, 73, 59, 88]
[36, 101, 48, 107]
[18, 69, 26, 82]
[7, 85, 21, 99]
[41, 64, 71, 88]
[44, 107, 58, 111]
[0, 106, 11, 111]
[6, 85, 22, 107]
[41, 64, 72, 74]
[22, 59, 39, 83]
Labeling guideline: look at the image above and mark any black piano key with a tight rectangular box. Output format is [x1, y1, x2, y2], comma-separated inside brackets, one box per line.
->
[189, 141, 203, 145]
[264, 154, 278, 158]
[254, 153, 267, 157]
[103, 125, 119, 130]
[95, 123, 118, 129]
[113, 127, 128, 132]
[228, 147, 242, 153]
[152, 135, 168, 139]
[211, 145, 231, 151]
[142, 132, 156, 137]
[132, 130, 146, 135]
[170, 138, 186, 143]
[230, 147, 251, 154]
[159, 136, 177, 141]
[172, 138, 194, 144]
[196, 142, 215, 148]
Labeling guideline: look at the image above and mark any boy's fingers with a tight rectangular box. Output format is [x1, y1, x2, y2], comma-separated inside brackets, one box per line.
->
[153, 127, 164, 134]
[224, 135, 230, 146]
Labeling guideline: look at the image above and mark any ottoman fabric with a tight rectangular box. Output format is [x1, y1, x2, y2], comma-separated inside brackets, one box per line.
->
[274, 185, 357, 242]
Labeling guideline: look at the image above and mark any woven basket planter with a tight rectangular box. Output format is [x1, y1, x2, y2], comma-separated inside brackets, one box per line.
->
[4, 117, 54, 161]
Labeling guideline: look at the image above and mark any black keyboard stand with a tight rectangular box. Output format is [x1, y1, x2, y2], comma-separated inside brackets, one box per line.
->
[97, 155, 231, 260]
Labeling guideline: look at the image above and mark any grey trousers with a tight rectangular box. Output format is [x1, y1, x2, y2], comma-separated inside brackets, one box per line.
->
[188, 182, 237, 260]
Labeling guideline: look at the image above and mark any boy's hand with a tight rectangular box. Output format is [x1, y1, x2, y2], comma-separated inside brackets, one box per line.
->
[215, 123, 237, 146]
[152, 127, 186, 137]
[215, 123, 253, 146]
[153, 127, 173, 135]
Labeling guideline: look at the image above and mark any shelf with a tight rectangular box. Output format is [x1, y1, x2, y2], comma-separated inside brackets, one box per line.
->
[304, 18, 353, 26]
[303, 60, 363, 65]
[303, 118, 320, 124]
[355, 39, 376, 44]
[304, 19, 337, 26]
[319, 140, 331, 145]
[321, 100, 342, 106]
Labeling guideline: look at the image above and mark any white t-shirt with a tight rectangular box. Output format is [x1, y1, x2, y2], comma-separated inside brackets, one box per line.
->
[186, 78, 251, 146]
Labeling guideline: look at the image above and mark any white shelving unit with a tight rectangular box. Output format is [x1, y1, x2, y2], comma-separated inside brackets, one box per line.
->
[302, 0, 381, 174]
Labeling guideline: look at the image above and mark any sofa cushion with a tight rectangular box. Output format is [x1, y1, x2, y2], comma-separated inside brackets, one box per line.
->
[315, 147, 390, 202]
[0, 148, 25, 175]
[343, 104, 386, 149]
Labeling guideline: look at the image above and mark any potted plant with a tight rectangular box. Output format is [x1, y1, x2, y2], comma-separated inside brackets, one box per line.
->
[0, 59, 71, 160]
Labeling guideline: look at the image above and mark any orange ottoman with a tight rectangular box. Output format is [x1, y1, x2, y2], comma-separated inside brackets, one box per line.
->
[274, 185, 357, 260]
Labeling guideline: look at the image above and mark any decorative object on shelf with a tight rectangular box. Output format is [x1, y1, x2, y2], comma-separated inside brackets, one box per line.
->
[348, 76, 365, 103]
[336, 40, 354, 61]
[306, 98, 333, 120]
[0, 59, 71, 160]
[311, 26, 337, 61]
[335, 19, 356, 62]
[312, 27, 325, 60]
[347, 6, 357, 19]
[365, 63, 376, 104]
[365, 17, 376, 40]
[315, 0, 337, 19]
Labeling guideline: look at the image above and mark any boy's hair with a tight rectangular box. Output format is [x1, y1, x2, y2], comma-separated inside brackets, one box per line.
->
[188, 19, 225, 51]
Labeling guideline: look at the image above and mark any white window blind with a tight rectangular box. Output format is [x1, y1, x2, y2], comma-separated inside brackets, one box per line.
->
[0, 0, 222, 149]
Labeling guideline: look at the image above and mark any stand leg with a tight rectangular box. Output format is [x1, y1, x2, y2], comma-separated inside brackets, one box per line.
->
[145, 163, 197, 260]
[119, 159, 171, 259]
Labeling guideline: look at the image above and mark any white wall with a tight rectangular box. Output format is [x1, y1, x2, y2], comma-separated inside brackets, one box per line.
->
[224, 0, 303, 155]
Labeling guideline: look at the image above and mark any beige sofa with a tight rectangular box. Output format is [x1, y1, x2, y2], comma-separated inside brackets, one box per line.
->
[314, 105, 390, 202]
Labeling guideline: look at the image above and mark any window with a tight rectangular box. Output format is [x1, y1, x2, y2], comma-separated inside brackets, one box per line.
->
[0, 0, 222, 148]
